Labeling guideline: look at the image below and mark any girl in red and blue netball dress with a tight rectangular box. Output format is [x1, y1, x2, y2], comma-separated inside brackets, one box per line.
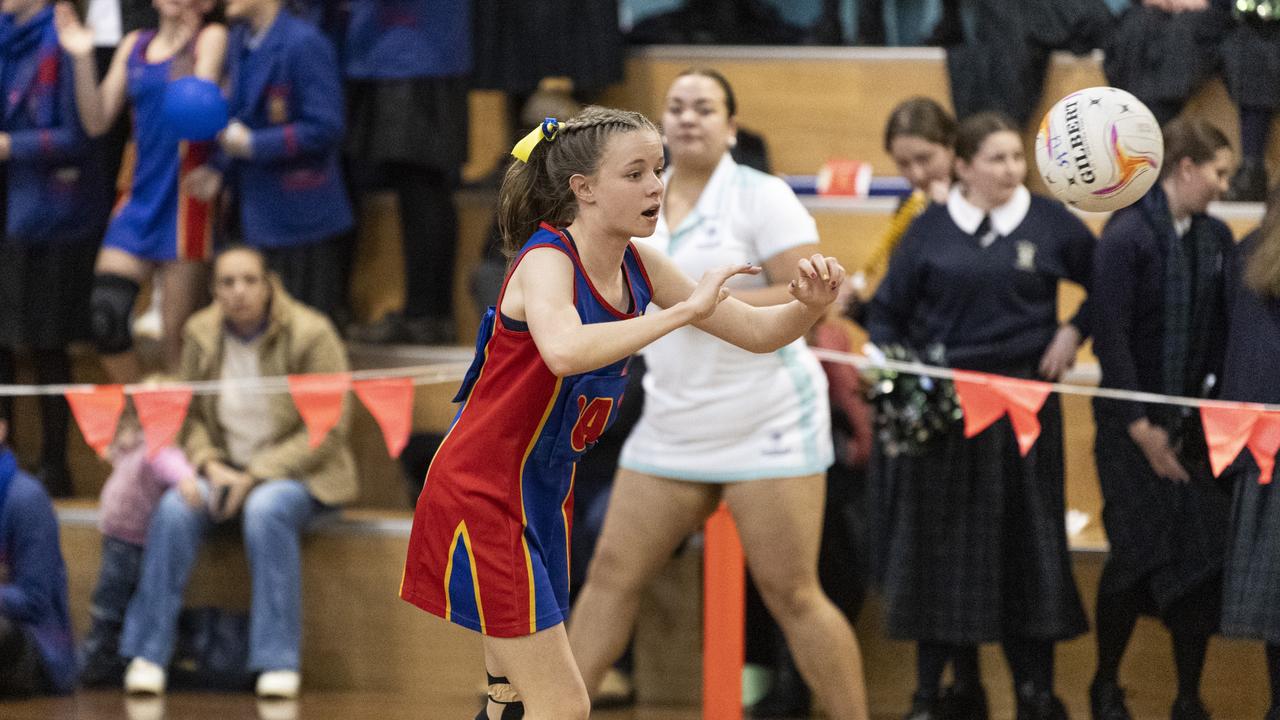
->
[55, 0, 226, 382]
[399, 107, 851, 719]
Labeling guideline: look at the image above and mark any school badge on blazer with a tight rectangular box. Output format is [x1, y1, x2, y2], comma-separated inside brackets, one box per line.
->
[1015, 240, 1037, 271]
[267, 86, 289, 124]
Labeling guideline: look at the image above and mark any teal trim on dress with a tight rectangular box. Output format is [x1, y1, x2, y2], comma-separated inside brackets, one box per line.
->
[616, 458, 832, 483]
[776, 344, 827, 470]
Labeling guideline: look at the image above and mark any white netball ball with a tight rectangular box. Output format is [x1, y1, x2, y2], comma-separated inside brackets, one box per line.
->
[1035, 87, 1163, 213]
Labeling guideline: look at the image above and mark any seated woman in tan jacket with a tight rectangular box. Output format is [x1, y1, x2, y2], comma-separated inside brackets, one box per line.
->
[117, 245, 355, 700]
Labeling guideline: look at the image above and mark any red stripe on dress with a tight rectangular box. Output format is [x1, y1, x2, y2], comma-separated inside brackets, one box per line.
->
[177, 141, 213, 260]
[627, 241, 656, 301]
[284, 125, 297, 157]
[541, 224, 639, 320]
[37, 55, 58, 86]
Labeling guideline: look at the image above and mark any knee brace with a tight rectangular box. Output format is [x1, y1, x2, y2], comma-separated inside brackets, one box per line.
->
[90, 274, 141, 355]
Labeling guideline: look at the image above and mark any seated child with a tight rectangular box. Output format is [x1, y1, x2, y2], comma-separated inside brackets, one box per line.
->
[79, 403, 199, 686]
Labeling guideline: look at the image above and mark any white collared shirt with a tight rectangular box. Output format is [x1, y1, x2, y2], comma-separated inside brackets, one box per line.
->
[947, 184, 1032, 239]
[87, 0, 123, 47]
[1174, 215, 1192, 238]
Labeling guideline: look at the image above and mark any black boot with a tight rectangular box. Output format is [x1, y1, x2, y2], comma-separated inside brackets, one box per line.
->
[748, 653, 811, 718]
[1016, 683, 1067, 720]
[78, 619, 127, 688]
[903, 690, 943, 720]
[1170, 695, 1210, 720]
[938, 681, 988, 720]
[1225, 157, 1268, 202]
[1089, 679, 1132, 720]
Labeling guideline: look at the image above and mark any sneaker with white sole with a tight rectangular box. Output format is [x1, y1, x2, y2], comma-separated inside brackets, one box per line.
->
[256, 670, 301, 699]
[123, 657, 166, 695]
[255, 699, 299, 720]
[123, 696, 165, 720]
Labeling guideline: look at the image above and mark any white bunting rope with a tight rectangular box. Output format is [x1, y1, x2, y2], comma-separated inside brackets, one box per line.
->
[808, 347, 1280, 414]
[0, 363, 471, 398]
[0, 351, 1277, 415]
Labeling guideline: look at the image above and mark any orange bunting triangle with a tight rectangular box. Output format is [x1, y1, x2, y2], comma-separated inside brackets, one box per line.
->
[66, 385, 126, 458]
[287, 373, 351, 449]
[1248, 414, 1280, 485]
[132, 387, 194, 459]
[953, 371, 1051, 456]
[991, 376, 1053, 456]
[353, 377, 414, 458]
[953, 371, 1007, 439]
[1201, 404, 1262, 478]
[1201, 405, 1280, 484]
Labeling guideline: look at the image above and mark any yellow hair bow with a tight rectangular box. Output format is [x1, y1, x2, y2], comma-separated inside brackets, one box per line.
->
[510, 117, 560, 163]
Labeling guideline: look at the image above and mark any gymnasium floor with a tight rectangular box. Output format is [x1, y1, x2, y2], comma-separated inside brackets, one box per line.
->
[1, 691, 707, 720]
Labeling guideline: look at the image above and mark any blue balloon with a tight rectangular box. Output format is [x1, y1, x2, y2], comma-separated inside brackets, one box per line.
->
[160, 77, 228, 142]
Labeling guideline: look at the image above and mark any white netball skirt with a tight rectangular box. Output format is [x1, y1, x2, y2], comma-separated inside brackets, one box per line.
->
[618, 332, 834, 483]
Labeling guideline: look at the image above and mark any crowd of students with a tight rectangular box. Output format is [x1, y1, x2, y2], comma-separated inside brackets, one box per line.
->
[4, 2, 1280, 720]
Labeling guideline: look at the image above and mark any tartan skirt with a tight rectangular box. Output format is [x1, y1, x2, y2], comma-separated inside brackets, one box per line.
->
[874, 394, 1088, 643]
[1221, 450, 1280, 642]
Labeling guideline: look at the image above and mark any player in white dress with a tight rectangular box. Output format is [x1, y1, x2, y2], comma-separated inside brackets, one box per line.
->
[568, 69, 868, 720]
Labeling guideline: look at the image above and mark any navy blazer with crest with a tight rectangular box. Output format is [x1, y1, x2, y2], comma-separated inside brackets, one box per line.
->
[0, 7, 105, 245]
[219, 9, 352, 248]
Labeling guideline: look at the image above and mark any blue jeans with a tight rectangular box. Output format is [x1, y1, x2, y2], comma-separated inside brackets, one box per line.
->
[120, 480, 329, 672]
[80, 536, 142, 671]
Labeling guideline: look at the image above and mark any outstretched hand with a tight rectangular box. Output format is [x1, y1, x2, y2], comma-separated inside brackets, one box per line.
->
[54, 3, 94, 58]
[686, 263, 761, 322]
[788, 253, 846, 309]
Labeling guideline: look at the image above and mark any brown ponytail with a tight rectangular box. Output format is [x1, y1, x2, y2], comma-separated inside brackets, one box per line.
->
[497, 106, 658, 256]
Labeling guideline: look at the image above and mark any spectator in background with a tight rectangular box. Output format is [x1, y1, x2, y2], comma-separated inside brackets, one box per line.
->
[1089, 117, 1234, 720]
[1106, 0, 1279, 201]
[1103, 1, 1230, 127]
[848, 97, 956, 314]
[867, 112, 1095, 720]
[0, 417, 76, 697]
[1219, 0, 1280, 200]
[0, 0, 108, 497]
[119, 245, 356, 700]
[55, 0, 226, 383]
[79, 402, 201, 687]
[839, 97, 989, 720]
[184, 0, 353, 325]
[83, 0, 159, 191]
[1220, 185, 1280, 720]
[943, 0, 1115, 126]
[472, 0, 622, 120]
[343, 0, 470, 345]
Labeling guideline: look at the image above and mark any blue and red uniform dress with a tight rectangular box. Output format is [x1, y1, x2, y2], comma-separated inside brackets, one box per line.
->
[400, 223, 654, 637]
[102, 29, 212, 262]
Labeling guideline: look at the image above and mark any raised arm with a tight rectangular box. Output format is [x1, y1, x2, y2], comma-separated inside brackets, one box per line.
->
[636, 242, 844, 353]
[512, 247, 751, 377]
[193, 23, 227, 82]
[54, 4, 134, 137]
